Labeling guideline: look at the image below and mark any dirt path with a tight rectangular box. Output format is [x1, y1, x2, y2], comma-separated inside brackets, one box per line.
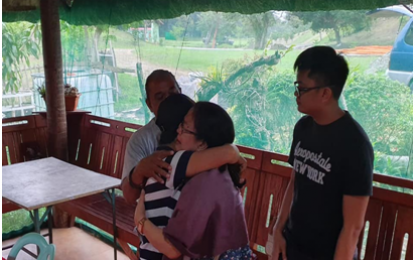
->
[337, 46, 393, 55]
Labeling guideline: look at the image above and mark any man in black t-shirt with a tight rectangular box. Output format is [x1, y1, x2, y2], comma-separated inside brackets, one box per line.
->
[267, 46, 373, 260]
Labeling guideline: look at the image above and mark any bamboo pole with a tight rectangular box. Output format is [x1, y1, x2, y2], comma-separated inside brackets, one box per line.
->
[40, 0, 68, 162]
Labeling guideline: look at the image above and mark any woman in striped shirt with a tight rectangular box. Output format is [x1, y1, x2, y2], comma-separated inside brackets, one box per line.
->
[135, 99, 254, 260]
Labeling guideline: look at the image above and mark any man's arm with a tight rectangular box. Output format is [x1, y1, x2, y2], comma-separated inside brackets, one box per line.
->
[272, 170, 295, 233]
[334, 195, 369, 260]
[121, 128, 173, 204]
[122, 150, 173, 205]
[121, 178, 141, 205]
[335, 141, 373, 259]
[267, 169, 295, 260]
[121, 135, 148, 204]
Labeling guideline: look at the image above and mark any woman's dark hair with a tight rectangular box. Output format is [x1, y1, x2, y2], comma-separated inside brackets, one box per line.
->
[156, 94, 194, 145]
[192, 102, 245, 189]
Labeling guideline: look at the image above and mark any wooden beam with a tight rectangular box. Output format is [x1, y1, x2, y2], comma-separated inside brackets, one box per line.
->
[40, 0, 68, 162]
[2, 0, 38, 11]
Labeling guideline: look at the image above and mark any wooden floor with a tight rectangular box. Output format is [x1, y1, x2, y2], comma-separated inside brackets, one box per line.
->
[2, 227, 131, 260]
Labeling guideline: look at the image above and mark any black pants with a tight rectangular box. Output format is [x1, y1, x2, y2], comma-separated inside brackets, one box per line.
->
[278, 249, 358, 260]
[279, 230, 358, 260]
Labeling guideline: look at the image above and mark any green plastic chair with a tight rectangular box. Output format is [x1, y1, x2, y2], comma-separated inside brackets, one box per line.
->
[7, 233, 55, 260]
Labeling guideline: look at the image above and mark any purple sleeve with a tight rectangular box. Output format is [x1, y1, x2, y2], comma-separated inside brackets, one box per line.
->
[163, 172, 217, 258]
[163, 169, 249, 259]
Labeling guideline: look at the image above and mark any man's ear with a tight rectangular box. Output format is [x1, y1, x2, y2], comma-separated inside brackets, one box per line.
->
[322, 87, 333, 103]
[146, 98, 154, 114]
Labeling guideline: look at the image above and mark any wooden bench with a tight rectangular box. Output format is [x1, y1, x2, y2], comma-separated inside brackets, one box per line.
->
[57, 194, 139, 259]
[2, 198, 21, 214]
[3, 114, 413, 260]
[2, 115, 49, 214]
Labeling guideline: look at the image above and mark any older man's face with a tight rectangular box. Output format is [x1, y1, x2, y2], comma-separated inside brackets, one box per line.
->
[146, 78, 180, 117]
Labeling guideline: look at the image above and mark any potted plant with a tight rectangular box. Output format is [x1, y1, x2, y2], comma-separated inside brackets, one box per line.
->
[64, 83, 81, 111]
[36, 84, 47, 105]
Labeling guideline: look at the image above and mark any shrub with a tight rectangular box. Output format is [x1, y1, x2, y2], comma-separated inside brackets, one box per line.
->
[344, 72, 413, 178]
[221, 67, 412, 179]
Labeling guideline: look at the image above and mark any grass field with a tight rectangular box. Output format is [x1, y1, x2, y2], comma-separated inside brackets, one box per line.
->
[2, 208, 46, 234]
[115, 73, 143, 112]
[140, 44, 262, 72]
[110, 28, 377, 115]
[104, 29, 377, 75]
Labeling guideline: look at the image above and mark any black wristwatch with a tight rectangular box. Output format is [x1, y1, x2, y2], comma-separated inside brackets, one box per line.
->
[129, 167, 143, 190]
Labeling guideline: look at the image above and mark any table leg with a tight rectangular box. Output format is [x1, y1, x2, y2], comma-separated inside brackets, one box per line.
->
[33, 209, 40, 233]
[33, 209, 40, 255]
[110, 188, 117, 260]
[48, 207, 53, 244]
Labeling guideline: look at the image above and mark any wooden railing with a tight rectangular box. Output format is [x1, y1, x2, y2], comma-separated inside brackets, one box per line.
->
[2, 114, 413, 260]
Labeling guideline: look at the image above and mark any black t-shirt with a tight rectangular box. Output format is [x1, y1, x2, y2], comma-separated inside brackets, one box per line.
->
[285, 112, 374, 259]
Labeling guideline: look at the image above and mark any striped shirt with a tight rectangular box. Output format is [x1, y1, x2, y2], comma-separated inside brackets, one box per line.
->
[139, 146, 193, 260]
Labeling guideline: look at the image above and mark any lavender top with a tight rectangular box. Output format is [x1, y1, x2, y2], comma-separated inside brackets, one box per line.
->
[163, 168, 249, 259]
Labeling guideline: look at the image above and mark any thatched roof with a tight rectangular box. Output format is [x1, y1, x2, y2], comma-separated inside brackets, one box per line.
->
[3, 0, 407, 25]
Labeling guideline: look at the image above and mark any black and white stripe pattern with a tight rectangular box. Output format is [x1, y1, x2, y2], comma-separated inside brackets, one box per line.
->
[139, 147, 193, 260]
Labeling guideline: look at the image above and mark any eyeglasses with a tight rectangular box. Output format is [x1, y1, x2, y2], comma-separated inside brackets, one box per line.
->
[294, 82, 331, 98]
[179, 122, 197, 136]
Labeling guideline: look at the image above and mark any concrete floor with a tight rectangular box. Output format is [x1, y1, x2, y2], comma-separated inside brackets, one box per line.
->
[2, 227, 131, 260]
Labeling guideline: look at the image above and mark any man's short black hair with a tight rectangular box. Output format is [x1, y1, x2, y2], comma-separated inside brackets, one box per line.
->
[294, 46, 349, 100]
[145, 69, 180, 99]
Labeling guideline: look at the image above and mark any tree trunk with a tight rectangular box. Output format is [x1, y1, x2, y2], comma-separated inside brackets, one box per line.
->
[40, 0, 68, 161]
[260, 30, 267, 49]
[84, 27, 97, 64]
[211, 20, 219, 49]
[94, 27, 103, 61]
[144, 22, 147, 41]
[40, 0, 69, 228]
[259, 16, 270, 49]
[204, 27, 212, 48]
[197, 51, 282, 101]
[250, 13, 272, 50]
[254, 29, 262, 49]
[333, 26, 341, 45]
[255, 28, 268, 50]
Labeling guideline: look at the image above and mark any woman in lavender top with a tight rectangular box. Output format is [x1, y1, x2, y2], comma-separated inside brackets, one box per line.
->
[134, 102, 254, 260]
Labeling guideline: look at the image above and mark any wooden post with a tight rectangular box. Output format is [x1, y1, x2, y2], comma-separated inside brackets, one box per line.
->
[40, 0, 70, 228]
[40, 0, 68, 162]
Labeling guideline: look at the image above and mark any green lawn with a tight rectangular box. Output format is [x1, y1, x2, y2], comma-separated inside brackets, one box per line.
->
[109, 28, 377, 117]
[2, 208, 46, 235]
[104, 28, 376, 74]
[139, 44, 262, 72]
[119, 43, 375, 74]
[102, 29, 261, 72]
[163, 39, 206, 48]
[275, 49, 376, 72]
[115, 73, 143, 113]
